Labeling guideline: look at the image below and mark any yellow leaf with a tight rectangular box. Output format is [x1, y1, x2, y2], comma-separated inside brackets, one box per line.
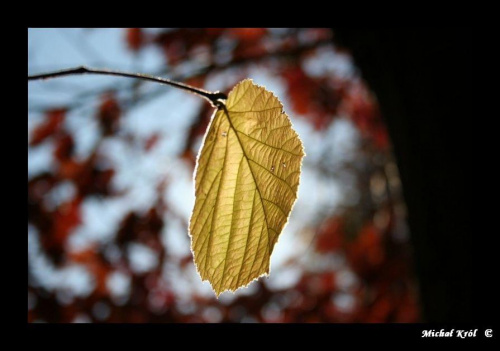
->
[189, 79, 305, 296]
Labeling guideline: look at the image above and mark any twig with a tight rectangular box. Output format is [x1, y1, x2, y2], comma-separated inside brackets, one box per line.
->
[29, 39, 332, 112]
[28, 38, 332, 113]
[28, 66, 227, 107]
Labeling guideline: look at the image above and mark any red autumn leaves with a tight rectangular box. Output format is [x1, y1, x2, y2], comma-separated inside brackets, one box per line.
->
[30, 108, 66, 146]
[28, 94, 119, 265]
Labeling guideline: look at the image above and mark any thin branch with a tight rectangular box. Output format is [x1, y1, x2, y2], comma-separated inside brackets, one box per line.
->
[28, 66, 227, 107]
[28, 38, 332, 114]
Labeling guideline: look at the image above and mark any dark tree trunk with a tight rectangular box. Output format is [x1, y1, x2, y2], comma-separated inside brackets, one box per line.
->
[333, 28, 493, 323]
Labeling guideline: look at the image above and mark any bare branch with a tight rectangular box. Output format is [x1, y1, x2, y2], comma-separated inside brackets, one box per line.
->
[28, 38, 332, 113]
[28, 66, 227, 107]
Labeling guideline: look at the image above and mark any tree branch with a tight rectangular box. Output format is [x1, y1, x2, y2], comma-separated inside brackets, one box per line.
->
[28, 66, 227, 107]
[28, 38, 332, 114]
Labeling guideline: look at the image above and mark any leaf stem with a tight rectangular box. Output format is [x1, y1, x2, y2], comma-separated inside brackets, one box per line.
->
[27, 66, 227, 107]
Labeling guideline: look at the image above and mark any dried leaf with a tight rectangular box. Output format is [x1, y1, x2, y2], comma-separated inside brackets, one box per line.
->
[189, 79, 305, 295]
[30, 108, 66, 146]
[126, 28, 143, 52]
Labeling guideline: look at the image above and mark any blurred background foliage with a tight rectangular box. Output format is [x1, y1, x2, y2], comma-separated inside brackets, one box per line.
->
[28, 28, 420, 323]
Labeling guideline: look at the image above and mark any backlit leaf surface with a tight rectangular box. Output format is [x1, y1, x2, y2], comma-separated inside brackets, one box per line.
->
[189, 79, 305, 296]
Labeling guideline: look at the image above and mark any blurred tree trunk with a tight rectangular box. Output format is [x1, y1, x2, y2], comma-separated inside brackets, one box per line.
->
[333, 28, 492, 322]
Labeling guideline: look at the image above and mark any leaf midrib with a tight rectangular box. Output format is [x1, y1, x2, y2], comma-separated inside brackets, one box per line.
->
[223, 106, 269, 235]
[221, 105, 272, 254]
